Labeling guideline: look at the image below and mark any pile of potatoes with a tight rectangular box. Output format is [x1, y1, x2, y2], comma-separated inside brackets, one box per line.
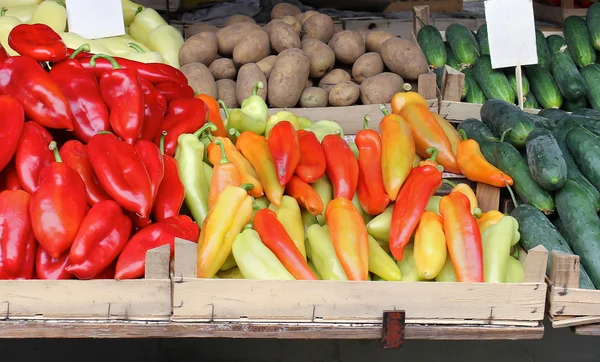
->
[178, 3, 429, 108]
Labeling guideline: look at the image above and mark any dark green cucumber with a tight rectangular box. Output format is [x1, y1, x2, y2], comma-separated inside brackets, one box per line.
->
[444, 41, 461, 71]
[456, 118, 498, 162]
[434, 66, 444, 90]
[463, 68, 486, 104]
[476, 23, 490, 55]
[546, 34, 568, 54]
[480, 99, 534, 148]
[556, 180, 600, 289]
[446, 23, 480, 68]
[564, 16, 596, 68]
[538, 108, 567, 120]
[526, 128, 567, 191]
[512, 204, 595, 289]
[587, 3, 600, 51]
[417, 24, 446, 69]
[548, 44, 587, 101]
[504, 67, 530, 97]
[474, 55, 515, 103]
[580, 64, 600, 110]
[527, 113, 556, 130]
[524, 93, 540, 109]
[561, 114, 600, 137]
[562, 97, 588, 112]
[567, 127, 600, 190]
[494, 142, 555, 214]
[525, 65, 563, 109]
[536, 29, 552, 70]
[573, 108, 600, 118]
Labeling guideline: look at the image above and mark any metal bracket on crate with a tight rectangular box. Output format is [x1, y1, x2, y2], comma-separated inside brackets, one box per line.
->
[380, 310, 405, 349]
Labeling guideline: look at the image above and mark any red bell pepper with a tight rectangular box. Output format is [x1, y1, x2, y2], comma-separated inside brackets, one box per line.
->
[285, 175, 323, 216]
[128, 139, 164, 227]
[322, 134, 359, 200]
[140, 79, 167, 141]
[115, 215, 200, 279]
[153, 132, 185, 221]
[91, 261, 116, 279]
[155, 98, 209, 157]
[0, 44, 8, 64]
[0, 228, 36, 280]
[155, 81, 194, 102]
[36, 248, 73, 280]
[268, 121, 301, 187]
[15, 121, 55, 194]
[8, 23, 67, 62]
[67, 200, 132, 279]
[90, 54, 144, 144]
[0, 190, 33, 277]
[87, 132, 154, 218]
[0, 56, 73, 130]
[253, 208, 317, 280]
[0, 162, 22, 191]
[294, 130, 326, 184]
[0, 95, 24, 173]
[49, 45, 110, 143]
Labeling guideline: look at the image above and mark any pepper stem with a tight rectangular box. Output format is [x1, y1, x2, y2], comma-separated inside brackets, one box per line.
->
[49, 141, 62, 163]
[127, 43, 145, 53]
[218, 100, 230, 119]
[56, 1, 66, 8]
[500, 128, 512, 143]
[458, 129, 468, 141]
[505, 181, 519, 208]
[135, 6, 144, 15]
[253, 81, 264, 96]
[193, 122, 217, 138]
[252, 200, 262, 211]
[379, 103, 390, 116]
[70, 44, 91, 59]
[403, 83, 412, 92]
[90, 54, 122, 69]
[97, 131, 113, 135]
[229, 128, 241, 137]
[1, 8, 6, 16]
[442, 179, 457, 188]
[160, 131, 167, 155]
[244, 224, 253, 230]
[425, 147, 438, 162]
[472, 207, 483, 219]
[241, 183, 254, 191]
[334, 129, 342, 135]
[363, 114, 371, 130]
[214, 139, 229, 164]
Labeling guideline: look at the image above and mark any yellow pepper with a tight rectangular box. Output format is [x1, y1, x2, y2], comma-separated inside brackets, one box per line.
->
[265, 111, 300, 137]
[122, 0, 143, 26]
[128, 7, 166, 45]
[220, 253, 237, 271]
[412, 153, 423, 167]
[435, 256, 457, 282]
[29, 0, 66, 33]
[368, 235, 401, 281]
[311, 175, 333, 225]
[366, 205, 393, 241]
[96, 36, 151, 55]
[477, 210, 504, 233]
[0, 0, 41, 6]
[298, 117, 312, 129]
[306, 224, 347, 280]
[414, 211, 447, 280]
[445, 180, 481, 217]
[119, 50, 164, 64]
[216, 267, 244, 279]
[4, 4, 37, 22]
[269, 196, 306, 259]
[433, 113, 461, 155]
[147, 24, 183, 68]
[396, 243, 422, 281]
[60, 32, 114, 55]
[352, 192, 373, 223]
[505, 256, 525, 283]
[307, 261, 322, 279]
[0, 8, 20, 55]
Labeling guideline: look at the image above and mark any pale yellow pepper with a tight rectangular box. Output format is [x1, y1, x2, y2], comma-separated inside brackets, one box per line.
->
[96, 36, 151, 55]
[0, 0, 41, 6]
[396, 243, 422, 281]
[435, 257, 457, 282]
[128, 7, 166, 45]
[306, 224, 347, 281]
[29, 0, 66, 33]
[60, 32, 114, 55]
[147, 24, 184, 68]
[269, 196, 306, 259]
[4, 4, 37, 22]
[265, 111, 300, 137]
[368, 235, 401, 281]
[0, 8, 20, 55]
[216, 267, 244, 279]
[311, 175, 333, 226]
[122, 0, 143, 27]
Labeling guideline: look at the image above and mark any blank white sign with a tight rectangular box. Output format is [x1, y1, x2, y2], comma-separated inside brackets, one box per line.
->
[484, 0, 538, 69]
[66, 0, 126, 39]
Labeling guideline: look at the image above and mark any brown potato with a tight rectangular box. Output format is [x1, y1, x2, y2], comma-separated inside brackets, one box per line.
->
[185, 23, 218, 38]
[208, 58, 237, 80]
[181, 62, 216, 98]
[318, 69, 351, 93]
[256, 55, 278, 79]
[328, 30, 365, 65]
[236, 63, 268, 104]
[302, 14, 334, 43]
[359, 72, 405, 104]
[301, 38, 335, 78]
[300, 10, 320, 25]
[268, 48, 310, 107]
[282, 15, 301, 34]
[271, 3, 301, 19]
[179, 32, 218, 66]
[352, 52, 384, 84]
[224, 15, 256, 27]
[216, 22, 261, 57]
[305, 78, 314, 89]
[263, 19, 284, 34]
[381, 38, 429, 80]
[269, 21, 301, 54]
[355, 28, 370, 42]
[328, 81, 359, 106]
[233, 29, 271, 66]
[366, 30, 396, 53]
[300, 87, 328, 107]
[216, 79, 239, 108]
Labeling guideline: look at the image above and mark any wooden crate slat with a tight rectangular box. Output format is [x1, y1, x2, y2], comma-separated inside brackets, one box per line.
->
[385, 0, 463, 13]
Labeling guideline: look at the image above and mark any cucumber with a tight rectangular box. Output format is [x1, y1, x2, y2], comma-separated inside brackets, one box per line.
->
[463, 68, 486, 104]
[562, 97, 588, 112]
[573, 108, 600, 118]
[512, 204, 595, 290]
[434, 66, 444, 90]
[504, 67, 530, 97]
[526, 128, 567, 190]
[476, 23, 490, 55]
[480, 99, 534, 148]
[456, 118, 498, 162]
[556, 180, 600, 289]
[445, 42, 461, 71]
[564, 16, 597, 68]
[536, 29, 552, 70]
[567, 126, 600, 190]
[417, 24, 447, 69]
[549, 44, 587, 101]
[472, 56, 514, 103]
[546, 34, 568, 54]
[494, 142, 555, 214]
[524, 93, 540, 109]
[563, 114, 600, 137]
[538, 108, 568, 121]
[525, 65, 563, 109]
[446, 23, 480, 68]
[587, 3, 600, 51]
[580, 64, 600, 110]
[526, 113, 556, 130]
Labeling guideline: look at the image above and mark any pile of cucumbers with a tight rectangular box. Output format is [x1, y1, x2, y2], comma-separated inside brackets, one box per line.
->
[459, 99, 600, 289]
[417, 3, 600, 111]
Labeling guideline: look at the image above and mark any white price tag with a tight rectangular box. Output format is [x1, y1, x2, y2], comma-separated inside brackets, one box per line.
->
[484, 0, 538, 69]
[66, 0, 125, 39]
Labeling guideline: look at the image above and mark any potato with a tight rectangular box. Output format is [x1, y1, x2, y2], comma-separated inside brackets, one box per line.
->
[236, 63, 268, 104]
[256, 55, 277, 79]
[302, 14, 334, 43]
[185, 23, 218, 38]
[352, 52, 384, 84]
[318, 68, 351, 93]
[181, 62, 217, 98]
[268, 48, 310, 107]
[282, 15, 301, 34]
[328, 81, 360, 106]
[271, 3, 301, 19]
[209, 58, 236, 80]
[360, 72, 405, 104]
[301, 38, 334, 79]
[356, 28, 370, 42]
[179, 32, 218, 66]
[216, 22, 261, 57]
[300, 87, 328, 107]
[328, 30, 365, 65]
[381, 37, 429, 80]
[263, 19, 284, 34]
[366, 30, 396, 53]
[269, 21, 301, 54]
[224, 15, 256, 27]
[299, 10, 320, 25]
[233, 29, 270, 66]
[216, 79, 239, 108]
[305, 78, 314, 89]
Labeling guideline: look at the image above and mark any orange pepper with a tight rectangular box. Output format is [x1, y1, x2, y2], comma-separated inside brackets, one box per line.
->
[477, 210, 504, 233]
[285, 175, 324, 216]
[391, 91, 429, 115]
[208, 139, 241, 208]
[433, 113, 461, 155]
[195, 94, 227, 137]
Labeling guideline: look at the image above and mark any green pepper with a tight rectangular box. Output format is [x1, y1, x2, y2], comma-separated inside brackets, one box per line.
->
[265, 111, 300, 136]
[368, 235, 402, 281]
[482, 215, 519, 283]
[505, 256, 525, 283]
[308, 260, 322, 279]
[425, 195, 442, 216]
[348, 140, 360, 158]
[310, 175, 333, 225]
[224, 82, 267, 135]
[298, 117, 313, 129]
[306, 224, 347, 280]
[251, 196, 269, 222]
[352, 193, 373, 223]
[175, 123, 217, 225]
[220, 253, 237, 271]
[435, 257, 457, 282]
[366, 205, 393, 241]
[305, 120, 344, 142]
[396, 243, 422, 281]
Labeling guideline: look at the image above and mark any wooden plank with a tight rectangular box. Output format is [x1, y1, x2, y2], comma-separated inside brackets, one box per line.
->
[533, 2, 586, 24]
[475, 183, 500, 213]
[549, 251, 580, 289]
[174, 238, 198, 279]
[385, 0, 463, 13]
[574, 324, 600, 336]
[548, 287, 600, 317]
[552, 315, 600, 329]
[523, 245, 549, 284]
[145, 244, 171, 280]
[439, 101, 540, 121]
[441, 66, 465, 102]
[417, 72, 438, 102]
[413, 5, 430, 35]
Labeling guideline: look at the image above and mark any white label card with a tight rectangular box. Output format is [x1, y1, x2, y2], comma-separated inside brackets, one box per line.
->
[484, 0, 538, 69]
[66, 0, 126, 39]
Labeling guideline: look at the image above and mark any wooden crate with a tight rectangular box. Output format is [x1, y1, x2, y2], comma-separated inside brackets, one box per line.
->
[533, 0, 587, 25]
[136, 0, 225, 12]
[385, 0, 463, 13]
[0, 245, 171, 322]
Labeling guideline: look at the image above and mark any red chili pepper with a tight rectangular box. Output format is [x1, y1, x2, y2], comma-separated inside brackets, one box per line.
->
[0, 190, 33, 277]
[155, 81, 194, 102]
[0, 229, 36, 280]
[253, 208, 317, 280]
[59, 140, 111, 206]
[67, 200, 132, 279]
[128, 139, 164, 227]
[0, 44, 8, 64]
[49, 45, 110, 143]
[155, 98, 208, 157]
[322, 134, 359, 200]
[90, 54, 144, 144]
[91, 261, 116, 279]
[285, 175, 323, 216]
[355, 115, 390, 215]
[149, 63, 188, 85]
[268, 121, 301, 187]
[87, 132, 154, 218]
[35, 248, 73, 280]
[115, 215, 200, 280]
[15, 122, 54, 194]
[0, 161, 22, 191]
[0, 95, 24, 173]
[153, 132, 185, 221]
[294, 130, 326, 184]
[8, 23, 67, 62]
[30, 141, 87, 259]
[0, 56, 73, 130]
[198, 95, 227, 138]
[140, 79, 167, 141]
